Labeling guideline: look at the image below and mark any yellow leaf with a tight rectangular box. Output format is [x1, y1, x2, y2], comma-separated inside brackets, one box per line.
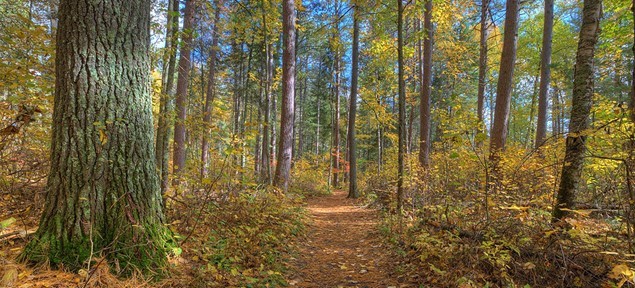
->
[500, 205, 530, 211]
[522, 262, 536, 270]
[559, 208, 595, 217]
[99, 129, 107, 144]
[0, 217, 16, 229]
[609, 264, 633, 279]
[78, 269, 88, 278]
[1, 268, 17, 287]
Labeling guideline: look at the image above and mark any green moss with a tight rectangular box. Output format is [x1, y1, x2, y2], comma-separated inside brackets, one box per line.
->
[19, 222, 177, 279]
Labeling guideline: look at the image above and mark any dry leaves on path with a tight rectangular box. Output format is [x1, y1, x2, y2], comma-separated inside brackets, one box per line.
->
[288, 190, 414, 288]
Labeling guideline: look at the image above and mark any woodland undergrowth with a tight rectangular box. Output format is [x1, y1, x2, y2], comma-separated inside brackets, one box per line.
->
[0, 146, 314, 288]
[361, 129, 635, 287]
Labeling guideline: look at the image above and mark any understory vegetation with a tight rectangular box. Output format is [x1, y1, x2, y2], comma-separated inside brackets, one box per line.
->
[1, 167, 311, 287]
[366, 135, 635, 287]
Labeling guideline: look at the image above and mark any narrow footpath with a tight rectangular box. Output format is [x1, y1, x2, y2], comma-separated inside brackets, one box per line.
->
[287, 190, 408, 288]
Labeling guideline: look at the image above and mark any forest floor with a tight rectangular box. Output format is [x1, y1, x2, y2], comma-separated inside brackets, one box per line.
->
[0, 187, 424, 287]
[287, 190, 412, 288]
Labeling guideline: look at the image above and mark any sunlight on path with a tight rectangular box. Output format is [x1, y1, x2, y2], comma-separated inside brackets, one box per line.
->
[287, 190, 407, 288]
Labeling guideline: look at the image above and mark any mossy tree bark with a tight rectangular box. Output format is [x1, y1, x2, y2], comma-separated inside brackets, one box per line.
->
[552, 0, 601, 221]
[20, 0, 174, 274]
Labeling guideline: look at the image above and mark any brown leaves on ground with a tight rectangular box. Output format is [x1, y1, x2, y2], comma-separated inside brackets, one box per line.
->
[288, 190, 415, 287]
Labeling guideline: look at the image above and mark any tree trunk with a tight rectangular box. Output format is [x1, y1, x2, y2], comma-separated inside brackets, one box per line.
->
[200, 0, 222, 178]
[632, 0, 635, 124]
[477, 0, 489, 144]
[270, 43, 278, 167]
[347, 3, 360, 198]
[20, 0, 174, 273]
[260, 1, 273, 184]
[397, 0, 405, 213]
[231, 41, 244, 175]
[293, 30, 300, 162]
[407, 104, 415, 154]
[535, 0, 554, 149]
[331, 2, 341, 188]
[419, 0, 433, 168]
[552, 85, 560, 136]
[317, 78, 322, 156]
[255, 85, 262, 174]
[297, 55, 308, 160]
[173, 0, 195, 182]
[273, 0, 296, 191]
[156, 0, 179, 197]
[527, 74, 539, 147]
[489, 0, 520, 160]
[552, 0, 601, 221]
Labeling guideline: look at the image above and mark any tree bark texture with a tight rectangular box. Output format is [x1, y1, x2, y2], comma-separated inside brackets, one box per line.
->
[477, 0, 489, 143]
[419, 0, 432, 168]
[173, 0, 194, 180]
[331, 1, 341, 188]
[260, 13, 273, 184]
[489, 0, 520, 157]
[552, 0, 601, 221]
[535, 0, 554, 149]
[397, 0, 405, 213]
[347, 3, 359, 199]
[21, 0, 174, 273]
[632, 0, 635, 124]
[274, 0, 296, 191]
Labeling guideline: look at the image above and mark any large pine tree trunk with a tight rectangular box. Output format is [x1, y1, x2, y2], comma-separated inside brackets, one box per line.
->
[419, 0, 433, 168]
[489, 0, 520, 157]
[552, 0, 601, 221]
[347, 3, 360, 198]
[200, 0, 222, 178]
[156, 0, 179, 197]
[20, 0, 174, 273]
[173, 0, 194, 181]
[535, 0, 554, 149]
[273, 0, 296, 191]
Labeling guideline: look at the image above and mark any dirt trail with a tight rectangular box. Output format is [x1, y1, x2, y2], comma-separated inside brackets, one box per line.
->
[288, 190, 407, 288]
